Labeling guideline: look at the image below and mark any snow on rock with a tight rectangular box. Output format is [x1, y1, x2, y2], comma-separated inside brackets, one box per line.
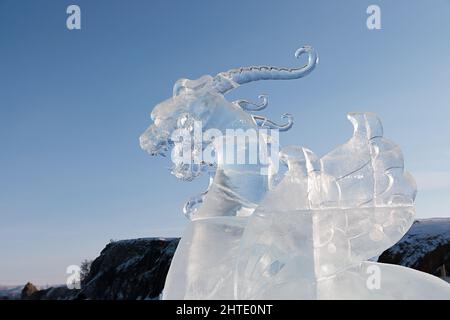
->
[0, 285, 23, 300]
[378, 218, 450, 281]
[79, 237, 179, 300]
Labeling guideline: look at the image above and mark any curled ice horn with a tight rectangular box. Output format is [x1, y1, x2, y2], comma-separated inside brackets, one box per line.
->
[233, 94, 269, 111]
[213, 45, 318, 93]
[252, 113, 293, 132]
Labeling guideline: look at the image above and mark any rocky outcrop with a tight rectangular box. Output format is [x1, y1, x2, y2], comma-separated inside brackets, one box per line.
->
[379, 218, 450, 281]
[13, 282, 78, 300]
[20, 282, 39, 300]
[29, 286, 80, 300]
[79, 237, 179, 300]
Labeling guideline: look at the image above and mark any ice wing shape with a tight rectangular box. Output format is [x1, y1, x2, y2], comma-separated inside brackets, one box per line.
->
[320, 112, 416, 208]
[315, 112, 417, 273]
[235, 112, 418, 299]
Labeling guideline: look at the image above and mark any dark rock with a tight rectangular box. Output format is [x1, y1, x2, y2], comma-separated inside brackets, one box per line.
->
[28, 286, 80, 300]
[80, 237, 179, 299]
[379, 218, 450, 281]
[21, 282, 39, 300]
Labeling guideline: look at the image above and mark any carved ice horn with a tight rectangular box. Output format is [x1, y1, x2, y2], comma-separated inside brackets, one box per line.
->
[213, 45, 318, 94]
[252, 113, 294, 132]
[233, 94, 268, 111]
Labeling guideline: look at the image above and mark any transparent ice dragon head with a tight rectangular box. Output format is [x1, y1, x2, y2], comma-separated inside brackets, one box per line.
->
[140, 46, 318, 181]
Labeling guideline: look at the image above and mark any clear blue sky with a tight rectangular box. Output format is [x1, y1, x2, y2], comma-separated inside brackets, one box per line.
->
[1, 0, 450, 285]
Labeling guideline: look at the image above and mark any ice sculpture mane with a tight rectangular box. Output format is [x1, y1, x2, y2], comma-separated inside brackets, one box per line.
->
[140, 46, 450, 299]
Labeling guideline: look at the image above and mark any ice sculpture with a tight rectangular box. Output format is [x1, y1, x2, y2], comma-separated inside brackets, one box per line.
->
[140, 46, 450, 299]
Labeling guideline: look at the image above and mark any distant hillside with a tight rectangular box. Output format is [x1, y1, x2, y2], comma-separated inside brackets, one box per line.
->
[0, 285, 22, 300]
[379, 218, 450, 281]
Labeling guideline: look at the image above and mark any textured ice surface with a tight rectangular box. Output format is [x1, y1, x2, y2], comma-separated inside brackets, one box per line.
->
[140, 46, 450, 299]
[235, 113, 436, 299]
